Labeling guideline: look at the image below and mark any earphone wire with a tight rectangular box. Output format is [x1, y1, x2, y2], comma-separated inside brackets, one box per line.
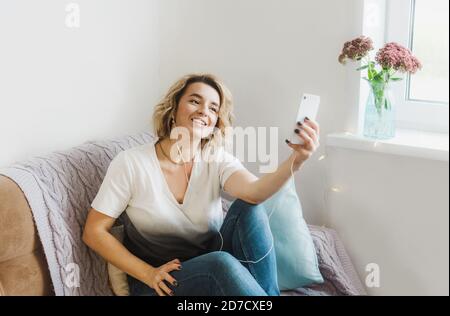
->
[176, 142, 190, 184]
[172, 116, 297, 264]
[171, 118, 190, 184]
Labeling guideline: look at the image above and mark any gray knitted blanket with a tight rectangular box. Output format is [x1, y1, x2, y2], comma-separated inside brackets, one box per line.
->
[0, 131, 365, 296]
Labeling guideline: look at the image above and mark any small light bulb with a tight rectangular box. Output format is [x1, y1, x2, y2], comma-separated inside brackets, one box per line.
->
[318, 155, 326, 161]
[331, 187, 341, 193]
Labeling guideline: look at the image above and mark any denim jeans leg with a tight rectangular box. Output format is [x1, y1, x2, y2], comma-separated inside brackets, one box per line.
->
[219, 199, 280, 296]
[127, 251, 267, 296]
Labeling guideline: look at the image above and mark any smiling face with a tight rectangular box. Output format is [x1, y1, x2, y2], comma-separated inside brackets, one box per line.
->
[174, 82, 221, 140]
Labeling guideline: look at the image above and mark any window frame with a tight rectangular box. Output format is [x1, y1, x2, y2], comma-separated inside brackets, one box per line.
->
[384, 0, 448, 133]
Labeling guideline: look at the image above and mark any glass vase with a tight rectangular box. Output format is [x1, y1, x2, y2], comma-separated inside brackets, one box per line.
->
[363, 81, 396, 140]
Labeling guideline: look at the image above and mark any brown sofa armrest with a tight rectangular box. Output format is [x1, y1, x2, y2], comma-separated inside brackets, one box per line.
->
[0, 175, 53, 295]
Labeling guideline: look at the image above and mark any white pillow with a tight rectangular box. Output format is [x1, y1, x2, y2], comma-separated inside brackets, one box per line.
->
[108, 225, 130, 296]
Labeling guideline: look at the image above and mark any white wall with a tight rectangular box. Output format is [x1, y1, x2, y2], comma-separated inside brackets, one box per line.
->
[0, 0, 160, 167]
[325, 148, 449, 295]
[0, 0, 365, 225]
[156, 0, 365, 225]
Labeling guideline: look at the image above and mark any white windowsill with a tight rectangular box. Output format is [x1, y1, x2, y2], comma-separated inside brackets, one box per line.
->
[326, 129, 449, 162]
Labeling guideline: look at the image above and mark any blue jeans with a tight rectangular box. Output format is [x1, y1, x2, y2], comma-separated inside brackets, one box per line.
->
[127, 199, 280, 296]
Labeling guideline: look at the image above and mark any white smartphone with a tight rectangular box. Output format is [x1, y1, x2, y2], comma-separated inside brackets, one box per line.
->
[290, 93, 320, 145]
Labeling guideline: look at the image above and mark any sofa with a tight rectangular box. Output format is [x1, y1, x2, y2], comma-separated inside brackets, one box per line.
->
[0, 175, 53, 295]
[0, 131, 366, 296]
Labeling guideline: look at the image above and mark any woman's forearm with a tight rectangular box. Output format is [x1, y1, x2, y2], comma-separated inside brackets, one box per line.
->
[250, 153, 303, 204]
[83, 229, 154, 284]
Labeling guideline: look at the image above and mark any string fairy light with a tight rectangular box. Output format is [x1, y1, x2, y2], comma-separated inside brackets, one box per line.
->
[320, 149, 344, 223]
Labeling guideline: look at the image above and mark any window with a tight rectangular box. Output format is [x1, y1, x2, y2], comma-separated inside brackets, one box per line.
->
[408, 0, 449, 104]
[384, 0, 449, 133]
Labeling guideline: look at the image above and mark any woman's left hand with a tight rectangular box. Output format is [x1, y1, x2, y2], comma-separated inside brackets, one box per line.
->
[286, 117, 320, 169]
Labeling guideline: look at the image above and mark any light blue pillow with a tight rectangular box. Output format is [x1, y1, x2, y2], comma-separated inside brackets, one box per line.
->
[262, 176, 324, 290]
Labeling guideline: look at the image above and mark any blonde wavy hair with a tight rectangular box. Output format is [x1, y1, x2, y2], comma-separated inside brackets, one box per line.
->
[152, 73, 234, 151]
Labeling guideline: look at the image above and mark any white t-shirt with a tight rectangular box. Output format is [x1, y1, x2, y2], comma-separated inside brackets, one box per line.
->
[90, 137, 246, 261]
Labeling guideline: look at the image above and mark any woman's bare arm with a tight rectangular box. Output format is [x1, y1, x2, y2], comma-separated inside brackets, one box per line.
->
[83, 208, 181, 296]
[224, 118, 320, 204]
[223, 153, 301, 204]
[82, 208, 155, 284]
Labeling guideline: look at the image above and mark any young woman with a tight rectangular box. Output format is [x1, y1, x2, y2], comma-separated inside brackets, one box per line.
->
[82, 73, 320, 296]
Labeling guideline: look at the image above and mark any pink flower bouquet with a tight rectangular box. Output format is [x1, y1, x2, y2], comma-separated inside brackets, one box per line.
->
[339, 36, 421, 84]
[339, 36, 422, 110]
[338, 36, 422, 139]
